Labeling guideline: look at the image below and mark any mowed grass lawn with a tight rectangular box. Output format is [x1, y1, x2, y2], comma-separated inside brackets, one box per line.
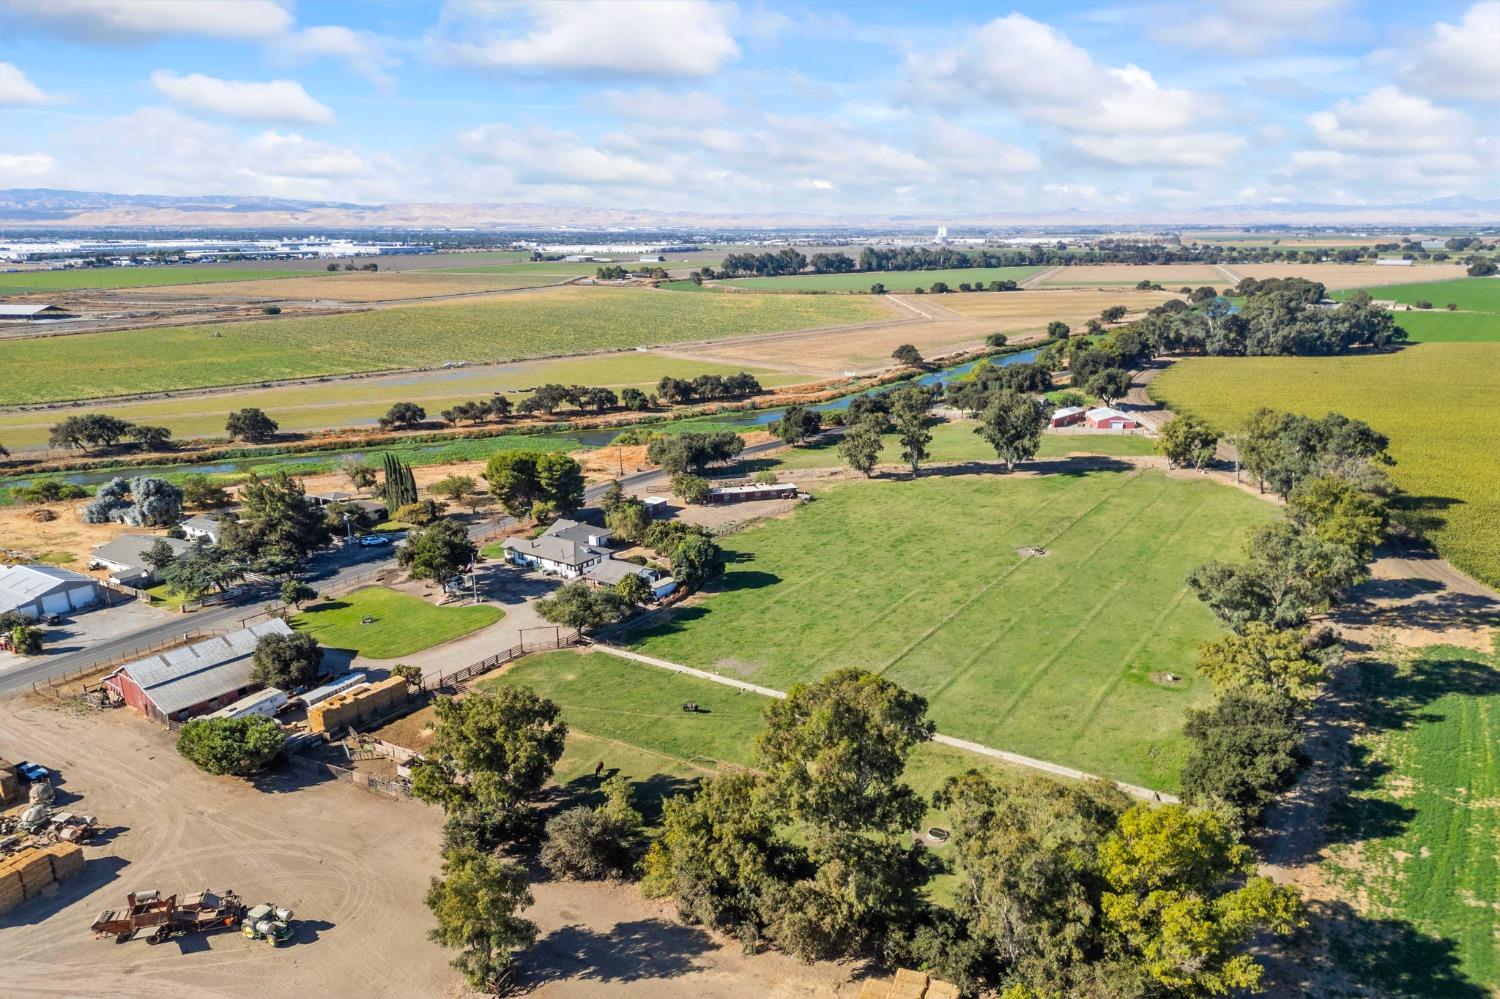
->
[0, 266, 309, 296]
[0, 286, 889, 405]
[292, 586, 501, 659]
[1341, 276, 1500, 313]
[483, 649, 1033, 828]
[1387, 310, 1500, 342]
[628, 470, 1274, 790]
[1323, 646, 1500, 996]
[746, 420, 1156, 473]
[1150, 343, 1500, 588]
[720, 266, 1041, 293]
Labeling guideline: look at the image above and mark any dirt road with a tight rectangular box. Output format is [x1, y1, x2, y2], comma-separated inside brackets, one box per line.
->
[0, 698, 862, 998]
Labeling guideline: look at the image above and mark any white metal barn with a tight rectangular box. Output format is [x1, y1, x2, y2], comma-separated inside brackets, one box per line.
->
[0, 564, 104, 619]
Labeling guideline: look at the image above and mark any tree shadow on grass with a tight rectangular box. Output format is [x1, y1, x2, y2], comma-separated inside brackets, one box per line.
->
[522, 919, 715, 989]
[300, 599, 351, 615]
[910, 456, 1137, 480]
[1291, 898, 1489, 999]
[543, 772, 700, 828]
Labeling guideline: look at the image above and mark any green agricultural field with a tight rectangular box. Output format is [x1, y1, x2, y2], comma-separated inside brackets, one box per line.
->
[1150, 343, 1500, 588]
[434, 262, 597, 276]
[482, 648, 1028, 826]
[0, 352, 803, 449]
[0, 286, 889, 405]
[1323, 645, 1500, 997]
[720, 266, 1041, 294]
[0, 267, 309, 296]
[628, 470, 1274, 790]
[744, 420, 1156, 473]
[1340, 277, 1500, 313]
[291, 586, 502, 658]
[1387, 310, 1500, 342]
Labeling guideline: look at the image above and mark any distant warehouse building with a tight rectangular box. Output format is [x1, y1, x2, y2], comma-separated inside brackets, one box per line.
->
[0, 303, 76, 322]
[103, 619, 294, 725]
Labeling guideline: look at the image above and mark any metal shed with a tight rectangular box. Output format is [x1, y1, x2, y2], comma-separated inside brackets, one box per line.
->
[0, 565, 104, 619]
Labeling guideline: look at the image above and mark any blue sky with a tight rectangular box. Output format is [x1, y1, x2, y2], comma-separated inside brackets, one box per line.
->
[1, 0, 1496, 213]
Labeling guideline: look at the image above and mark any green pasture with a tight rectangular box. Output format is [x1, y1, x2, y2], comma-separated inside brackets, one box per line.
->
[627, 469, 1273, 790]
[1389, 311, 1500, 342]
[483, 648, 1030, 828]
[720, 266, 1041, 294]
[0, 286, 886, 405]
[742, 419, 1156, 473]
[292, 586, 502, 659]
[0, 352, 802, 449]
[1342, 277, 1500, 314]
[1150, 343, 1500, 588]
[0, 266, 310, 296]
[1323, 645, 1500, 997]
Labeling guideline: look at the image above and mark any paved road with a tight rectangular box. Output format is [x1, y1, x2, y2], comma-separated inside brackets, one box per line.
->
[0, 435, 796, 696]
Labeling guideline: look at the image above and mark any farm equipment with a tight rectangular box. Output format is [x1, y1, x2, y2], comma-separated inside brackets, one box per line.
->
[241, 902, 294, 945]
[91, 889, 246, 945]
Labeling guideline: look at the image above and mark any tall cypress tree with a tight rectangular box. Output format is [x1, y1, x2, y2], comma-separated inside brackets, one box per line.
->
[381, 453, 418, 510]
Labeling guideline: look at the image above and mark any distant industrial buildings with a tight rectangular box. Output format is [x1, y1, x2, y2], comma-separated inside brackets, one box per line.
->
[0, 236, 434, 265]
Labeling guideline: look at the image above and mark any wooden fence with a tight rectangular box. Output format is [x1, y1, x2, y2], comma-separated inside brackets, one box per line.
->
[427, 628, 581, 694]
[31, 626, 224, 696]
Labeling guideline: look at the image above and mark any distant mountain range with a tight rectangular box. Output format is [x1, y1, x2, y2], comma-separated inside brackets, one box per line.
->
[1, 187, 1497, 231]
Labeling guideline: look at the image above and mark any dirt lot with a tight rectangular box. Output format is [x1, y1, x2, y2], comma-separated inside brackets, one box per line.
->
[0, 697, 863, 998]
[0, 498, 165, 573]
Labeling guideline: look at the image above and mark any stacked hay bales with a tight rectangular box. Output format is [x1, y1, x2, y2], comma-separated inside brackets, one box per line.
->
[0, 759, 20, 805]
[0, 843, 85, 914]
[308, 676, 410, 735]
[858, 969, 960, 999]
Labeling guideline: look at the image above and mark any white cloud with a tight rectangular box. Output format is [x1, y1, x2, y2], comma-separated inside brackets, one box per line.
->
[922, 120, 1040, 175]
[0, 151, 56, 182]
[433, 0, 740, 77]
[1308, 87, 1472, 155]
[600, 88, 729, 122]
[457, 123, 662, 186]
[0, 62, 51, 105]
[905, 14, 1205, 134]
[1071, 132, 1248, 169]
[3, 0, 292, 42]
[53, 107, 394, 199]
[284, 26, 400, 87]
[1151, 0, 1352, 56]
[1398, 2, 1500, 102]
[149, 71, 335, 126]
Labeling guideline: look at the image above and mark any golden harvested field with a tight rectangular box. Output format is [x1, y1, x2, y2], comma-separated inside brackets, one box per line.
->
[677, 289, 1175, 372]
[1038, 264, 1232, 287]
[129, 270, 572, 302]
[940, 288, 1179, 322]
[0, 497, 158, 570]
[0, 352, 805, 449]
[1221, 262, 1471, 290]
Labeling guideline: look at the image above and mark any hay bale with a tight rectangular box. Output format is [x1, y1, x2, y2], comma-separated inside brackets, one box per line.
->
[857, 983, 891, 999]
[925, 982, 961, 999]
[46, 843, 84, 880]
[25, 508, 57, 523]
[16, 850, 56, 896]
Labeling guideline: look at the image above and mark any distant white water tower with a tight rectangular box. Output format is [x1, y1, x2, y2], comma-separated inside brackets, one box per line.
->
[935, 225, 948, 243]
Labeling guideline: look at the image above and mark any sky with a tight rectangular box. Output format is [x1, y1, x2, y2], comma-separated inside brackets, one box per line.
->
[0, 0, 1496, 214]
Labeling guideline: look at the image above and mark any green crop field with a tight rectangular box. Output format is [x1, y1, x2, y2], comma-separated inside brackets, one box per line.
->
[1150, 343, 1500, 588]
[292, 586, 501, 659]
[1341, 277, 1500, 314]
[741, 420, 1156, 473]
[482, 648, 1029, 827]
[1322, 645, 1500, 996]
[0, 267, 310, 296]
[434, 262, 597, 276]
[0, 286, 888, 405]
[0, 352, 802, 449]
[720, 266, 1042, 294]
[627, 470, 1273, 790]
[1386, 310, 1500, 342]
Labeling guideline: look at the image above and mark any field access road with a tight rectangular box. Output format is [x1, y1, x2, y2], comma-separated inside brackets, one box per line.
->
[0, 435, 793, 696]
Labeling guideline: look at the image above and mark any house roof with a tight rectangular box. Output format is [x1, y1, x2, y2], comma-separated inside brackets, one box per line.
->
[1052, 406, 1086, 418]
[1085, 407, 1133, 421]
[178, 514, 222, 533]
[543, 518, 611, 545]
[109, 619, 292, 716]
[503, 534, 609, 568]
[709, 483, 798, 498]
[583, 559, 656, 586]
[0, 564, 98, 607]
[91, 534, 192, 570]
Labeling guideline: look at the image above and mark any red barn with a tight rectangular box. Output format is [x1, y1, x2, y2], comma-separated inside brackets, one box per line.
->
[1085, 407, 1141, 430]
[1050, 406, 1086, 428]
[103, 620, 293, 725]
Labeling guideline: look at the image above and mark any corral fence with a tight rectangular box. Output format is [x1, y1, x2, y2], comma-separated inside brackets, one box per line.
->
[285, 752, 419, 801]
[427, 627, 581, 694]
[30, 626, 226, 699]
